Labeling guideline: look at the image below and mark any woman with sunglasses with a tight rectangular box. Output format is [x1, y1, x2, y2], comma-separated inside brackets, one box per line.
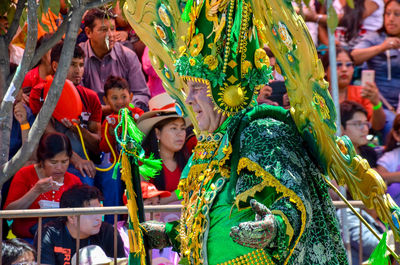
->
[351, 0, 400, 113]
[377, 114, 400, 205]
[322, 46, 386, 131]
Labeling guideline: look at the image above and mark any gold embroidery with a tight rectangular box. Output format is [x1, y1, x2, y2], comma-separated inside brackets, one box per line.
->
[236, 158, 307, 265]
[271, 210, 294, 244]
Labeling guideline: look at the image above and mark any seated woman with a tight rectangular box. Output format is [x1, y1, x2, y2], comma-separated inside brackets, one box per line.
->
[351, 0, 400, 131]
[377, 114, 400, 205]
[4, 132, 82, 239]
[137, 93, 191, 205]
[322, 46, 386, 131]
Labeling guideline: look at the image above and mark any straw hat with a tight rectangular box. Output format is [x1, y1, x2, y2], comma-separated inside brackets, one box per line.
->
[137, 93, 190, 136]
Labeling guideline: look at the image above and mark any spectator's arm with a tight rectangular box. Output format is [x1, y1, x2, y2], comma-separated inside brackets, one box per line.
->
[361, 82, 386, 131]
[13, 102, 30, 145]
[376, 165, 400, 185]
[363, 0, 379, 19]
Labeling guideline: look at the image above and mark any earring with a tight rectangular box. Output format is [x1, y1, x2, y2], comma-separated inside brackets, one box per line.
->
[157, 138, 160, 153]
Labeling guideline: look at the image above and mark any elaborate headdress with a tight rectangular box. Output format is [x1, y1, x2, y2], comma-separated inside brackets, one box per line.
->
[175, 0, 272, 115]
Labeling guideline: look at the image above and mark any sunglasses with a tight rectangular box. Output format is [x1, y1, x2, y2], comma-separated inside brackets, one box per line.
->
[336, 62, 354, 68]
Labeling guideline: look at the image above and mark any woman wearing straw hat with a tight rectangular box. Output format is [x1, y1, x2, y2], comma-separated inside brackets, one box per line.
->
[137, 93, 191, 205]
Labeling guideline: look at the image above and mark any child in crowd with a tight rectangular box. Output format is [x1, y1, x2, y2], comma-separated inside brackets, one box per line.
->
[97, 75, 144, 217]
[100, 75, 144, 156]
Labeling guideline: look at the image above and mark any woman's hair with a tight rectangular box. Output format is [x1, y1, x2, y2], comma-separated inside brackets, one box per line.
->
[321, 45, 353, 72]
[385, 114, 400, 152]
[37, 132, 73, 163]
[142, 117, 188, 191]
[2, 238, 36, 265]
[338, 0, 365, 43]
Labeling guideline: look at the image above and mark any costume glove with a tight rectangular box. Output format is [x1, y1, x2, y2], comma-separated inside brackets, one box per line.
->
[141, 221, 171, 249]
[230, 199, 277, 248]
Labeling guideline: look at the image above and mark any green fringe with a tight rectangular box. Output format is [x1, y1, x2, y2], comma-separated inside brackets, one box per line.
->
[126, 116, 144, 143]
[182, 0, 193, 22]
[139, 155, 163, 180]
[367, 228, 390, 265]
[112, 162, 120, 180]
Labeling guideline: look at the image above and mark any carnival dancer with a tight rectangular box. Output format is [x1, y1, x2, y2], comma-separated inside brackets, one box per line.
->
[123, 0, 400, 264]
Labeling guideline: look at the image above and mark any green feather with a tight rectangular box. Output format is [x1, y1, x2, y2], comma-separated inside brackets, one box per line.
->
[182, 0, 193, 22]
[366, 228, 390, 265]
[139, 155, 163, 180]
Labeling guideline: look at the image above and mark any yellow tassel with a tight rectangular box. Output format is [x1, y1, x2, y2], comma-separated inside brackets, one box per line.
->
[120, 153, 146, 264]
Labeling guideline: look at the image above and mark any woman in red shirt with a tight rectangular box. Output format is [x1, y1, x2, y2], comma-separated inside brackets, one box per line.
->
[137, 93, 192, 204]
[4, 132, 81, 238]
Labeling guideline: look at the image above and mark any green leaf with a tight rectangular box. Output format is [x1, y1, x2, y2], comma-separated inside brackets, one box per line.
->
[367, 229, 390, 265]
[19, 8, 27, 29]
[42, 0, 50, 15]
[49, 0, 60, 17]
[327, 5, 338, 32]
[346, 0, 354, 9]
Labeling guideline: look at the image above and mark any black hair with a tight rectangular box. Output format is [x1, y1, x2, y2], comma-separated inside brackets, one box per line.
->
[338, 0, 365, 43]
[59, 184, 104, 223]
[340, 100, 368, 129]
[60, 184, 103, 208]
[83, 8, 116, 30]
[385, 114, 400, 152]
[34, 33, 54, 68]
[321, 45, 353, 72]
[104, 75, 130, 96]
[51, 41, 85, 63]
[2, 238, 36, 265]
[36, 132, 73, 163]
[142, 117, 188, 191]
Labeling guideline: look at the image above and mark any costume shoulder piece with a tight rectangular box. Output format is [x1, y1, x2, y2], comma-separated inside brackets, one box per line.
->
[124, 0, 400, 243]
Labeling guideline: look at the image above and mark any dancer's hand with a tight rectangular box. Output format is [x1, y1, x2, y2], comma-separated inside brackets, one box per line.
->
[141, 221, 171, 249]
[230, 199, 277, 249]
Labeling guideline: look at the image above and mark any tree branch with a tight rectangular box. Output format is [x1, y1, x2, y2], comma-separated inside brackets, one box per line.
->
[6, 0, 27, 45]
[84, 0, 114, 9]
[0, 0, 38, 172]
[29, 18, 69, 69]
[0, 6, 86, 185]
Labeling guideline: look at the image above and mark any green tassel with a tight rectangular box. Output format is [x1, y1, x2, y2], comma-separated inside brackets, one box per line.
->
[367, 228, 390, 265]
[126, 119, 144, 143]
[182, 0, 194, 22]
[139, 155, 163, 180]
[112, 162, 120, 180]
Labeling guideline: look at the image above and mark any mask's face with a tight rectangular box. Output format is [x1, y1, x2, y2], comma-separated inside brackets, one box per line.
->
[185, 80, 225, 133]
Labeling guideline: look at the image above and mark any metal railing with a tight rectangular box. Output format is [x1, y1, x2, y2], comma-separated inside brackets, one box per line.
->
[0, 201, 374, 265]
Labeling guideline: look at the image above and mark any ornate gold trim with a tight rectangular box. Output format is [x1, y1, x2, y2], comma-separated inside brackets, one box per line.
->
[236, 157, 307, 265]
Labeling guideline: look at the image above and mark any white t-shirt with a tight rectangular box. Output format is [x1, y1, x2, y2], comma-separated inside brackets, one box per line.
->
[377, 147, 400, 172]
[362, 0, 384, 31]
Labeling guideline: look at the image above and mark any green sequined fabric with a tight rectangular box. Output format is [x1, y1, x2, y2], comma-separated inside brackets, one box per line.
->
[166, 105, 348, 264]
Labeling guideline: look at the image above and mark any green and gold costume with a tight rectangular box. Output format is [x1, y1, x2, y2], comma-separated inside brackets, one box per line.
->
[166, 105, 348, 264]
[123, 0, 400, 264]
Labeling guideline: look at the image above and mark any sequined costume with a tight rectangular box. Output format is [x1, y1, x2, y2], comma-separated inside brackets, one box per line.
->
[163, 105, 348, 264]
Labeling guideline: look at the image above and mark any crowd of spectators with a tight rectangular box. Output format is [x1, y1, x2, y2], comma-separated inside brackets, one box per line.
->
[1, 0, 400, 264]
